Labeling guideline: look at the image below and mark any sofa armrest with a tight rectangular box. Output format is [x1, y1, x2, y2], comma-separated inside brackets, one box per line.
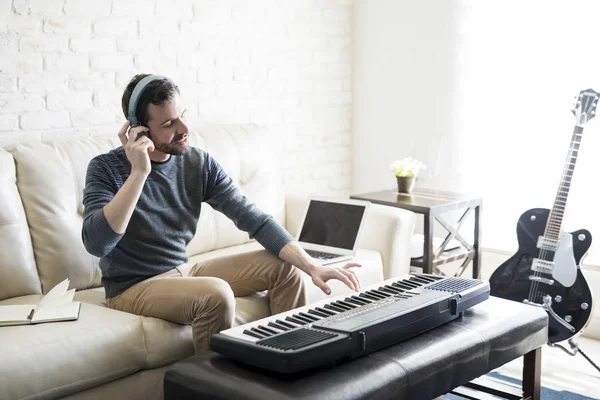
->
[284, 193, 307, 239]
[284, 194, 416, 280]
[358, 204, 416, 279]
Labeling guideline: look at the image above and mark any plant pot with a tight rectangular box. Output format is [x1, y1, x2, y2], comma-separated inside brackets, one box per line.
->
[396, 175, 416, 194]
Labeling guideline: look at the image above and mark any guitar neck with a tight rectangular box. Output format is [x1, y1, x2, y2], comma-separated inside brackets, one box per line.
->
[544, 125, 584, 240]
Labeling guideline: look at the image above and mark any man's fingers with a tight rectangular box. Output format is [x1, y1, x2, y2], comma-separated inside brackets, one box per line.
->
[313, 277, 331, 295]
[118, 121, 131, 146]
[341, 269, 360, 291]
[336, 270, 355, 292]
[135, 136, 153, 150]
[128, 126, 150, 144]
[343, 263, 362, 270]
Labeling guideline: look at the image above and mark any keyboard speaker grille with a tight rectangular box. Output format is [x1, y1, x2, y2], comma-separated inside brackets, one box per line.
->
[426, 277, 481, 293]
[257, 328, 336, 351]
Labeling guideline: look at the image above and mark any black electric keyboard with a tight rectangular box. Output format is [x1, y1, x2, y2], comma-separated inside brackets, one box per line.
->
[210, 273, 490, 374]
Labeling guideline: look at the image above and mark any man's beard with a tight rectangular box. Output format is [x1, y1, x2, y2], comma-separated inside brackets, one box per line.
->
[154, 134, 188, 156]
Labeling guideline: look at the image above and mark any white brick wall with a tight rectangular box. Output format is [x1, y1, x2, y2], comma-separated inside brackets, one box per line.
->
[0, 0, 353, 196]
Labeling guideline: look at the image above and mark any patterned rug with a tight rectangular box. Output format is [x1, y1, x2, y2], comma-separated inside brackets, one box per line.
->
[444, 372, 599, 400]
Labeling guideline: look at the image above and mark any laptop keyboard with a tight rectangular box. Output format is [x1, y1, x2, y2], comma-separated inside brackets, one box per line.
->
[305, 249, 340, 260]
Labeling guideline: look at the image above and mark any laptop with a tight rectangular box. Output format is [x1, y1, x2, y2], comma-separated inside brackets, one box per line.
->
[296, 196, 370, 265]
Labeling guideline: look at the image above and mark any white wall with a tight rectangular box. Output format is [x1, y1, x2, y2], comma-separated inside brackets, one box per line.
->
[0, 0, 353, 197]
[353, 0, 462, 194]
[353, 0, 600, 265]
[354, 0, 600, 340]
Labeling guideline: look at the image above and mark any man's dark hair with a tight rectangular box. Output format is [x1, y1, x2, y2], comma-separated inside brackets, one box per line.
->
[121, 74, 180, 127]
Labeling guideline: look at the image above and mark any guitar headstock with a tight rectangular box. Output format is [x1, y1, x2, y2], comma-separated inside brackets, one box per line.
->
[572, 88, 600, 127]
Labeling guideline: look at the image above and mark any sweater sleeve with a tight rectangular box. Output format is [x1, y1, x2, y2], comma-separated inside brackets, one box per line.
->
[81, 157, 124, 257]
[203, 152, 294, 256]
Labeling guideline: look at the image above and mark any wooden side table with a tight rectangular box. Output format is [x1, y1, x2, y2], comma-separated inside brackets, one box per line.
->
[350, 187, 483, 279]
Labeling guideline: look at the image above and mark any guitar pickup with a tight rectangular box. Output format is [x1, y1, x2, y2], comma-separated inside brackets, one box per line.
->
[530, 259, 554, 274]
[529, 275, 554, 285]
[537, 236, 559, 251]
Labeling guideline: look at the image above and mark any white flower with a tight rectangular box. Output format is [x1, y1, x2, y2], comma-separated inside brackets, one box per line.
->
[390, 157, 426, 177]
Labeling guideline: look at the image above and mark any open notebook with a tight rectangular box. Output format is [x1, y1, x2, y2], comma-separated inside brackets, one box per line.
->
[0, 279, 81, 326]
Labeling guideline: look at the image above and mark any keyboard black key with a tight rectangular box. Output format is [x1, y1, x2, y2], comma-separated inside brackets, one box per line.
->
[293, 314, 313, 324]
[347, 296, 370, 305]
[315, 307, 336, 316]
[371, 289, 392, 297]
[410, 276, 431, 285]
[250, 327, 269, 338]
[393, 282, 413, 290]
[299, 312, 320, 322]
[383, 284, 403, 292]
[324, 303, 347, 313]
[332, 301, 352, 311]
[308, 309, 330, 318]
[337, 300, 358, 309]
[276, 320, 296, 329]
[380, 286, 401, 295]
[360, 292, 381, 301]
[243, 329, 264, 339]
[286, 316, 307, 325]
[368, 291, 387, 300]
[254, 326, 275, 337]
[268, 321, 290, 331]
[258, 325, 279, 335]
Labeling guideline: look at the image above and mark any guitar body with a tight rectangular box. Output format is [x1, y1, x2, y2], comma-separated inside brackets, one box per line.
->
[489, 208, 593, 343]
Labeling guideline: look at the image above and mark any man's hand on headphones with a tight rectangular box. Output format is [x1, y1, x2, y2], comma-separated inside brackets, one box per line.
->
[117, 120, 154, 177]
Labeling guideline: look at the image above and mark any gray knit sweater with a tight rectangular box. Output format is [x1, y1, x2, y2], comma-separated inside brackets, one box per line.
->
[81, 146, 294, 298]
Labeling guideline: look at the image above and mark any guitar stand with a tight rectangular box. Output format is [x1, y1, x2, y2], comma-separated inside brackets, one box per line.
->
[525, 296, 600, 374]
[550, 338, 600, 374]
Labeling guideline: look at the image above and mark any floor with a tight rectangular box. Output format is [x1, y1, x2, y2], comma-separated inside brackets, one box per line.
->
[492, 335, 600, 398]
[421, 256, 600, 399]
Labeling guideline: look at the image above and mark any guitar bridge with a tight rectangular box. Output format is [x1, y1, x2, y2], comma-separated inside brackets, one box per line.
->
[528, 275, 554, 285]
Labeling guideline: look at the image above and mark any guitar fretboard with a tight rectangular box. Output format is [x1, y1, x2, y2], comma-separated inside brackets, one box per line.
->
[544, 125, 584, 242]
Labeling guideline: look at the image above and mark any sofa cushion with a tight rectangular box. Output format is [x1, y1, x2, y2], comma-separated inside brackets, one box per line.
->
[0, 295, 147, 400]
[0, 149, 41, 301]
[74, 278, 271, 370]
[8, 138, 120, 294]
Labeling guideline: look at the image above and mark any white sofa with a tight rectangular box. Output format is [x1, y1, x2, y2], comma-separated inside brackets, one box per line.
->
[0, 124, 416, 400]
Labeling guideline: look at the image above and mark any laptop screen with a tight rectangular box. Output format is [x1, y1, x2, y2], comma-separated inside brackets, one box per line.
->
[298, 200, 366, 250]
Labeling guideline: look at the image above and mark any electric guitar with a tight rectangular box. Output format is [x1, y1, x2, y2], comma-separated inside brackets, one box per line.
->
[489, 88, 598, 344]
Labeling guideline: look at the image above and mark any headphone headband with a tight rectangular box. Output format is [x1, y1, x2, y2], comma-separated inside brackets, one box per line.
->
[127, 75, 168, 127]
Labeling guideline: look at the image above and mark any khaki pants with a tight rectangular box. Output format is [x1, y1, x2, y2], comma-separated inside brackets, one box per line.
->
[106, 249, 307, 354]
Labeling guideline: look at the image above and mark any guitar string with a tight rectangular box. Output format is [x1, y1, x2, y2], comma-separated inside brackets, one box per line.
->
[533, 122, 583, 304]
[535, 131, 576, 302]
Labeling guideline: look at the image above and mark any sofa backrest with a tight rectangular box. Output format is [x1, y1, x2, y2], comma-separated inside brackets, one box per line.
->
[0, 149, 42, 301]
[185, 124, 286, 256]
[3, 124, 286, 294]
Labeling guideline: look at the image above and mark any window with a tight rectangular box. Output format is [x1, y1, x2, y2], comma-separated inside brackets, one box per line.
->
[456, 2, 600, 265]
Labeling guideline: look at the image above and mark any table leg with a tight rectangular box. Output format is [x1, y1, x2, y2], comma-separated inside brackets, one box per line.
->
[522, 347, 541, 400]
[473, 204, 482, 279]
[423, 214, 434, 274]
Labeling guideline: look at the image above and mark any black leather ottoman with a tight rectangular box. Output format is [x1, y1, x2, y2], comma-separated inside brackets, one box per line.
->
[164, 296, 548, 400]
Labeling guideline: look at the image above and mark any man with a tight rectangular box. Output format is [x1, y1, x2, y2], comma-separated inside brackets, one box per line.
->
[81, 73, 361, 353]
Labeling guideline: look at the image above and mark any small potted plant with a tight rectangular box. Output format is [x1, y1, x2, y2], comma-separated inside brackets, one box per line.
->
[390, 157, 426, 194]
